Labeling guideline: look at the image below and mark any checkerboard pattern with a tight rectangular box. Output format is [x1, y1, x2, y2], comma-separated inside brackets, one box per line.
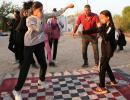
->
[0, 69, 130, 100]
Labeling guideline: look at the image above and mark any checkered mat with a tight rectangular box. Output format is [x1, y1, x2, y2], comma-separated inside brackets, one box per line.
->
[0, 69, 130, 100]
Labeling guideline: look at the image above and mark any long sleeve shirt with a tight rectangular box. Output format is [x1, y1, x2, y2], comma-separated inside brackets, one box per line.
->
[24, 8, 66, 46]
[83, 24, 117, 50]
[76, 12, 99, 37]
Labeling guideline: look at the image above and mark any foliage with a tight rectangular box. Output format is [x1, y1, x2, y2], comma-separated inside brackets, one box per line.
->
[113, 6, 130, 33]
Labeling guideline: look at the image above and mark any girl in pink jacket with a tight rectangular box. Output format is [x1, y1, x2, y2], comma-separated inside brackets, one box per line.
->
[44, 23, 55, 66]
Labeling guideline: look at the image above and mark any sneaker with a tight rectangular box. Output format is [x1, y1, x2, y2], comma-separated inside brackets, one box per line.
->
[93, 87, 108, 94]
[12, 90, 22, 100]
[49, 61, 56, 67]
[38, 80, 49, 89]
[82, 63, 89, 68]
[106, 81, 118, 86]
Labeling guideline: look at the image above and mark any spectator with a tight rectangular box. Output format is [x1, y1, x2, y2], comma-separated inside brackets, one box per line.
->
[117, 28, 127, 51]
[8, 10, 20, 64]
[73, 5, 99, 68]
[48, 8, 64, 65]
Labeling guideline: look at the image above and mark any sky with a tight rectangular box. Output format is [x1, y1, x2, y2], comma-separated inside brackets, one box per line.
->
[1, 0, 130, 16]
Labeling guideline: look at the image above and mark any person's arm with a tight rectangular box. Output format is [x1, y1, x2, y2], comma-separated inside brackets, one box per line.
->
[73, 25, 79, 34]
[45, 3, 74, 19]
[95, 15, 100, 27]
[82, 23, 104, 35]
[73, 15, 81, 37]
[82, 27, 98, 34]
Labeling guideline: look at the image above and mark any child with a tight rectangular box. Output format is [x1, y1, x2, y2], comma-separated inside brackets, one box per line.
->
[48, 8, 62, 64]
[12, 1, 74, 100]
[44, 23, 55, 66]
[82, 10, 117, 94]
[16, 1, 37, 68]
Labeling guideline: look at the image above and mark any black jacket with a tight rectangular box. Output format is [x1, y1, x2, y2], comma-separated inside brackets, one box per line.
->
[16, 17, 28, 45]
[8, 18, 20, 42]
[83, 24, 117, 50]
[117, 33, 126, 46]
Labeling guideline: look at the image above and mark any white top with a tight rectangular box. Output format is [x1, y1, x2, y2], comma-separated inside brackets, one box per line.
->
[24, 8, 66, 46]
[24, 15, 44, 46]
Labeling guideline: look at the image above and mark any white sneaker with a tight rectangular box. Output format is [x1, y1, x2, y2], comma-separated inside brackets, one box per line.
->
[12, 90, 22, 100]
[38, 80, 49, 89]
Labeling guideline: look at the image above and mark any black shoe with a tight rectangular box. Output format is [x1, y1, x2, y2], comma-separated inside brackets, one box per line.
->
[49, 62, 56, 67]
[82, 63, 89, 68]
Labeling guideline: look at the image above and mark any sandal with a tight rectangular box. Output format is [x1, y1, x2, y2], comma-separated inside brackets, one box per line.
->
[93, 87, 108, 94]
[106, 81, 118, 86]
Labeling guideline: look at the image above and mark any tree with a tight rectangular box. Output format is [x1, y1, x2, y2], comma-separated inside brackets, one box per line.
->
[122, 6, 130, 32]
[113, 6, 130, 33]
[113, 15, 123, 29]
[0, 1, 19, 31]
[122, 6, 130, 17]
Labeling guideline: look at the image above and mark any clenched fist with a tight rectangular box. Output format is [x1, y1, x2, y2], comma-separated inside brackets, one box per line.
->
[67, 3, 74, 8]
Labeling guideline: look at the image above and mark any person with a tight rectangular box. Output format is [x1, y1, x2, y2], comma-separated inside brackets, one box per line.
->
[16, 1, 37, 68]
[117, 28, 126, 51]
[48, 8, 64, 65]
[83, 10, 118, 94]
[73, 5, 99, 68]
[43, 23, 55, 66]
[12, 1, 74, 100]
[8, 10, 20, 64]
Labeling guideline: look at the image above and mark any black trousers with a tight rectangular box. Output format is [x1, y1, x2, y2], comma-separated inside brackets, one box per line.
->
[15, 42, 47, 91]
[8, 31, 19, 60]
[49, 39, 59, 60]
[16, 43, 35, 66]
[99, 41, 116, 88]
[8, 40, 19, 61]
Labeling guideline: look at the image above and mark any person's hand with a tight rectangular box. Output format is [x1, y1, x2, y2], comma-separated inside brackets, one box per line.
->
[66, 3, 74, 9]
[72, 32, 77, 39]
